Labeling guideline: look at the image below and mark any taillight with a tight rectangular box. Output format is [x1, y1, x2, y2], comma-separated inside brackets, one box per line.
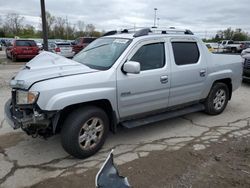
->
[55, 47, 60, 52]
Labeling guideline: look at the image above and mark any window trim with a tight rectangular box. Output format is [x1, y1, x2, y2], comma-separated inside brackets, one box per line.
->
[171, 41, 200, 66]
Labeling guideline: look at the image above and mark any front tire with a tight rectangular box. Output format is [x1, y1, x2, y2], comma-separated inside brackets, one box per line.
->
[204, 83, 229, 115]
[11, 54, 17, 62]
[61, 106, 109, 159]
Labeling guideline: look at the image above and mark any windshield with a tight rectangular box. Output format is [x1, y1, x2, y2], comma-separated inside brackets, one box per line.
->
[73, 38, 131, 70]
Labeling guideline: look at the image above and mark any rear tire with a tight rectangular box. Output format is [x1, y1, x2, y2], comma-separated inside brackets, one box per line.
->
[231, 48, 237, 53]
[204, 83, 229, 115]
[61, 106, 109, 159]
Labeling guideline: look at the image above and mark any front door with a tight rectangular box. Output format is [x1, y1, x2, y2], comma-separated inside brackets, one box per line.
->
[117, 40, 170, 119]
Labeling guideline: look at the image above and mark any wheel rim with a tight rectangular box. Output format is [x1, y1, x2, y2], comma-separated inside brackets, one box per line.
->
[78, 117, 104, 150]
[213, 89, 226, 111]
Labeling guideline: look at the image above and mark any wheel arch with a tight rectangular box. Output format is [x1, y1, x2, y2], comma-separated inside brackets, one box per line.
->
[212, 78, 232, 100]
[54, 99, 118, 134]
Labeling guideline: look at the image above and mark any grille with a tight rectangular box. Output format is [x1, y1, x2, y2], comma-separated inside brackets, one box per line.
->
[244, 59, 250, 69]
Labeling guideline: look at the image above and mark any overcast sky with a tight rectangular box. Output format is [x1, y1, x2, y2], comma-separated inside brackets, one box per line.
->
[0, 0, 249, 38]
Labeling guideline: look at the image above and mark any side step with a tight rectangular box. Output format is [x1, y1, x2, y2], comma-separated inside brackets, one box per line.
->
[121, 103, 205, 129]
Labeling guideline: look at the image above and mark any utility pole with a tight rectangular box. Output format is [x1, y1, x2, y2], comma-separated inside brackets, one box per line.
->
[157, 18, 160, 28]
[40, 0, 48, 51]
[153, 8, 157, 28]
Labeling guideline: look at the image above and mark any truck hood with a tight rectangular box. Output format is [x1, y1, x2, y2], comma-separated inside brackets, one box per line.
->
[11, 51, 98, 89]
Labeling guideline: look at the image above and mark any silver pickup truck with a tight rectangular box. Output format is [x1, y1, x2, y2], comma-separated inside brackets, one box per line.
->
[4, 28, 242, 158]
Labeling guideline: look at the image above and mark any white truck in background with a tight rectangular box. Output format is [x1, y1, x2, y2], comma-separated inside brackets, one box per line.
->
[219, 40, 243, 53]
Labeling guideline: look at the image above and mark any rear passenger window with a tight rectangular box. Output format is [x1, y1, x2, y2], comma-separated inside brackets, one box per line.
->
[131, 43, 165, 71]
[172, 42, 200, 65]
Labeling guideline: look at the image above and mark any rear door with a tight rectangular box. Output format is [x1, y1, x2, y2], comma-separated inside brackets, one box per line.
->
[117, 39, 170, 119]
[168, 38, 207, 106]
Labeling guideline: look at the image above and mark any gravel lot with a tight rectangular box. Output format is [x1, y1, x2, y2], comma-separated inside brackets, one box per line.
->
[0, 51, 250, 188]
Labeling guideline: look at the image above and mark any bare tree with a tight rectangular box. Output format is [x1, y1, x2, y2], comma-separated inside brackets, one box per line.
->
[45, 11, 55, 37]
[77, 20, 85, 32]
[85, 24, 95, 36]
[4, 13, 24, 35]
[53, 17, 66, 38]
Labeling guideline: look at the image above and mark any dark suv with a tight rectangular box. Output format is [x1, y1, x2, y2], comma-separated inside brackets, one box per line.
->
[72, 37, 96, 54]
[243, 57, 250, 81]
[6, 39, 39, 62]
[242, 49, 250, 81]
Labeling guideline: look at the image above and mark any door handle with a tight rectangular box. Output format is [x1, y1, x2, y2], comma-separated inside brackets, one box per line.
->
[200, 70, 206, 77]
[160, 75, 168, 83]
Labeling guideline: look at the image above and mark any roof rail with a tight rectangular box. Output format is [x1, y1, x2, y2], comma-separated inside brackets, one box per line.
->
[151, 27, 194, 35]
[133, 28, 151, 37]
[102, 27, 194, 37]
[102, 30, 117, 36]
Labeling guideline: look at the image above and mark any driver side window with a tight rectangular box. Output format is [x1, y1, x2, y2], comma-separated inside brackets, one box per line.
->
[130, 42, 165, 71]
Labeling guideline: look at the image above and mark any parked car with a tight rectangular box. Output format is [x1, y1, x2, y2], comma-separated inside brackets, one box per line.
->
[5, 39, 39, 62]
[241, 48, 250, 82]
[72, 37, 96, 54]
[240, 41, 250, 51]
[218, 40, 243, 53]
[35, 41, 43, 50]
[5, 28, 242, 158]
[48, 42, 75, 58]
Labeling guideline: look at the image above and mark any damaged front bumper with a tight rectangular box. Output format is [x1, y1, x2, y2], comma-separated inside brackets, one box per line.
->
[4, 99, 20, 129]
[4, 99, 53, 137]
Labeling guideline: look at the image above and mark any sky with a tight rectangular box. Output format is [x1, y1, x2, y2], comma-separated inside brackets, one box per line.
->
[0, 0, 249, 38]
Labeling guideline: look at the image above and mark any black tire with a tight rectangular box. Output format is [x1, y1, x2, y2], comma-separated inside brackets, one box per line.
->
[231, 48, 237, 53]
[204, 83, 229, 115]
[61, 106, 109, 159]
[11, 54, 17, 62]
[6, 51, 9, 59]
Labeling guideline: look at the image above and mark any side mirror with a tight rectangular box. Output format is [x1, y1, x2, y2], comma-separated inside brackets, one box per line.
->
[123, 61, 140, 74]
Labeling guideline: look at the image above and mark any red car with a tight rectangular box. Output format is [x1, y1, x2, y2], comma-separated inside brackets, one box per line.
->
[72, 37, 96, 54]
[6, 39, 40, 62]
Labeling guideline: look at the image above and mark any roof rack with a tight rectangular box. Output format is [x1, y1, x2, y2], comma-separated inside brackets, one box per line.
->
[102, 27, 194, 37]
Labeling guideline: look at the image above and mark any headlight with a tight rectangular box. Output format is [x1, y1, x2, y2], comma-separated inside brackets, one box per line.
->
[16, 90, 39, 105]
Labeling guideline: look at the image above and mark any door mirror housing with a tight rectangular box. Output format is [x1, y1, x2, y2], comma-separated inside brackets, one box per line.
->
[123, 61, 140, 74]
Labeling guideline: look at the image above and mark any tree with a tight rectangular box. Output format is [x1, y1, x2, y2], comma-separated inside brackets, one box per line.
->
[85, 24, 95, 36]
[0, 11, 101, 39]
[222, 27, 234, 40]
[21, 24, 36, 37]
[4, 13, 24, 36]
[209, 28, 249, 42]
[53, 17, 66, 38]
[77, 20, 85, 32]
[45, 11, 55, 38]
[232, 28, 248, 41]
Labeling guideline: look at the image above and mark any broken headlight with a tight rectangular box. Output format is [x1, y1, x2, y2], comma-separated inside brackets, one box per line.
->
[16, 90, 39, 105]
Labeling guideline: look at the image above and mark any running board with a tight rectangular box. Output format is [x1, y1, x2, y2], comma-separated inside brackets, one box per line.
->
[121, 103, 205, 129]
